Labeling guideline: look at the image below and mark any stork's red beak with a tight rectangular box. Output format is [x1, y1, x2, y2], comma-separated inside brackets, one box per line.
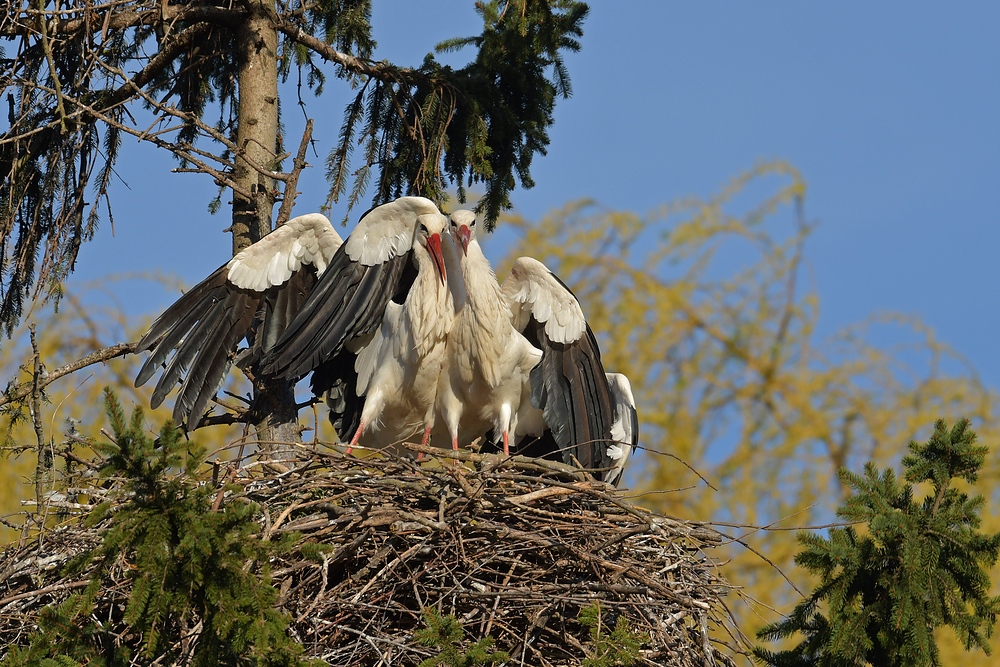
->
[426, 233, 447, 284]
[457, 225, 471, 255]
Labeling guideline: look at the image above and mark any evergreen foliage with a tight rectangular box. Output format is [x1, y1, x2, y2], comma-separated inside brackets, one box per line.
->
[578, 602, 644, 667]
[326, 0, 587, 226]
[754, 419, 1000, 667]
[2, 389, 310, 666]
[413, 607, 510, 667]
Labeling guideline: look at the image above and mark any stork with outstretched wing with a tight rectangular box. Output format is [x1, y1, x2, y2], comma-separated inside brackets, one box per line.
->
[136, 197, 465, 454]
[259, 197, 465, 452]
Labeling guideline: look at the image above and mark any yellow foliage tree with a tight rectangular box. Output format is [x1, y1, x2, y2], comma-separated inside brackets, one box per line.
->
[495, 161, 1000, 660]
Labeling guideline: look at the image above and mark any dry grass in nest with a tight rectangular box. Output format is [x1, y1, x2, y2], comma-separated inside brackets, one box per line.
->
[0, 444, 742, 666]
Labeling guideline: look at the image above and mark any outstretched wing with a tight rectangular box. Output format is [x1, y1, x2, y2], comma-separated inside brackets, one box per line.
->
[261, 196, 442, 381]
[502, 256, 615, 474]
[134, 213, 342, 428]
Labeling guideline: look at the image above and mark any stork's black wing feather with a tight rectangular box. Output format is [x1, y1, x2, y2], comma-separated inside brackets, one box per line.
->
[310, 349, 364, 442]
[136, 292, 221, 392]
[247, 268, 318, 368]
[521, 319, 615, 476]
[135, 266, 264, 426]
[262, 246, 413, 381]
[135, 264, 321, 428]
[172, 290, 259, 426]
[135, 267, 229, 389]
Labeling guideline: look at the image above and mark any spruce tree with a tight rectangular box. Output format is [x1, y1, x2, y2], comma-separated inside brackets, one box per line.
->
[754, 419, 1000, 667]
[0, 0, 587, 336]
[2, 389, 309, 666]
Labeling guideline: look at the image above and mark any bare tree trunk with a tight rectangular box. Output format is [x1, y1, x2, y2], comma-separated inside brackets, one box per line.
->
[233, 0, 278, 251]
[233, 1, 301, 459]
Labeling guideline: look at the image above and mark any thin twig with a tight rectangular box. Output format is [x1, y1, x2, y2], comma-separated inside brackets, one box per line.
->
[29, 325, 50, 509]
[275, 119, 313, 227]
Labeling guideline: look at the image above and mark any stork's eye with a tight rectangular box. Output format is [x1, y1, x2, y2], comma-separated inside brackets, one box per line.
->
[419, 223, 429, 234]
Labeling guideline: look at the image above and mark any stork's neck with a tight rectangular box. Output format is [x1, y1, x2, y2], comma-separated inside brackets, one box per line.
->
[454, 239, 518, 388]
[462, 240, 504, 309]
[408, 244, 455, 352]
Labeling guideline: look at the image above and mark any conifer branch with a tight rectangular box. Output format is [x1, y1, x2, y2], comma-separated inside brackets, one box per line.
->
[274, 19, 427, 85]
[754, 420, 1000, 666]
[1, 3, 241, 38]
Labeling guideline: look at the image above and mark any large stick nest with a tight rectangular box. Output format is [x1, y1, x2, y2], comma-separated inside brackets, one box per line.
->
[0, 445, 741, 666]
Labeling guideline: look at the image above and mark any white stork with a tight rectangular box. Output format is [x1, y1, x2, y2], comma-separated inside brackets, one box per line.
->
[135, 198, 464, 456]
[436, 210, 542, 453]
[261, 196, 464, 452]
[441, 213, 637, 484]
[134, 212, 343, 428]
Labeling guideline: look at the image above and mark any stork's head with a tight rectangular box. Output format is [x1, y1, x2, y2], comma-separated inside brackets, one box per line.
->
[448, 210, 477, 256]
[416, 212, 449, 284]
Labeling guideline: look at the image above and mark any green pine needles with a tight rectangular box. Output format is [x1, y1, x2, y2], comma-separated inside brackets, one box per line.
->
[754, 419, 1000, 667]
[414, 608, 509, 667]
[579, 602, 643, 667]
[2, 389, 311, 667]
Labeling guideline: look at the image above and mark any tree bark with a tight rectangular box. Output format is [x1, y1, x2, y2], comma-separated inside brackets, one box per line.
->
[232, 1, 300, 458]
[233, 0, 279, 253]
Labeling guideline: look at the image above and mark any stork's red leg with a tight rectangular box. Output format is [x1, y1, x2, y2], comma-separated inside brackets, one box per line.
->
[416, 426, 432, 461]
[345, 420, 366, 456]
[503, 430, 510, 456]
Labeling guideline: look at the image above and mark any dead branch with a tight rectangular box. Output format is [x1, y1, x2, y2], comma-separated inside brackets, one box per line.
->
[1, 342, 137, 410]
[276, 119, 314, 227]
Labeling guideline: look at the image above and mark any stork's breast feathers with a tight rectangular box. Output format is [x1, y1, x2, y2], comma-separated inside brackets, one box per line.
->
[226, 213, 341, 291]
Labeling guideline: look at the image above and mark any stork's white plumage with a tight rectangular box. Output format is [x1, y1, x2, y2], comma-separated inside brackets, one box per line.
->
[605, 372, 638, 487]
[437, 211, 542, 453]
[262, 197, 464, 452]
[226, 213, 343, 292]
[134, 212, 343, 428]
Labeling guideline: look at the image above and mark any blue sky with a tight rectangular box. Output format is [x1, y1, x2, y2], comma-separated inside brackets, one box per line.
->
[69, 2, 1000, 392]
